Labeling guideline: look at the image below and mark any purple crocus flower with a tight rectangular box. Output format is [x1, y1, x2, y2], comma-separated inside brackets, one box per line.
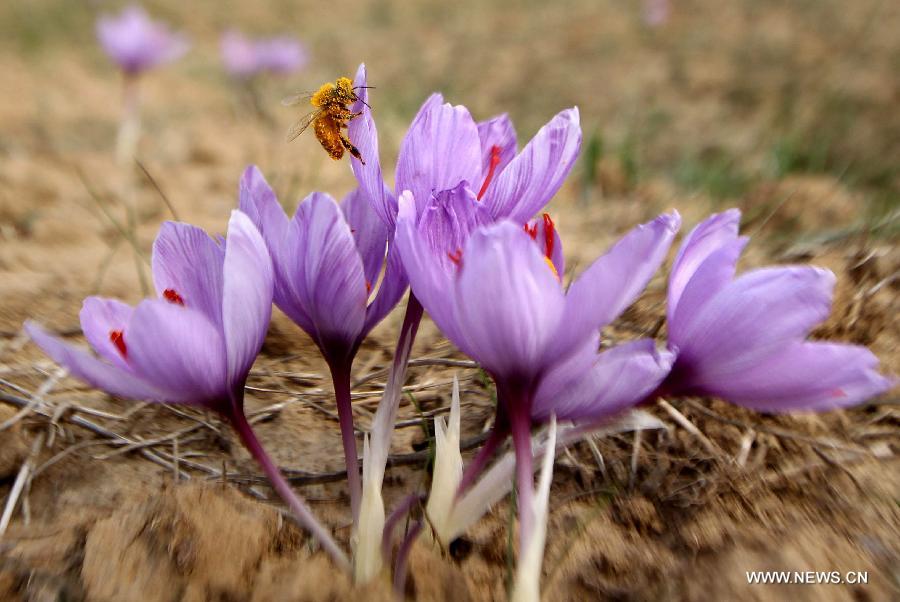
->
[221, 30, 308, 79]
[395, 188, 679, 553]
[238, 165, 406, 522]
[25, 209, 349, 570]
[96, 5, 189, 76]
[662, 209, 894, 410]
[643, 0, 671, 28]
[347, 64, 582, 231]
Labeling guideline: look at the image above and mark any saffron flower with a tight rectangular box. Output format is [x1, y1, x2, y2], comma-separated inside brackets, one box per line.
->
[220, 30, 308, 79]
[662, 209, 894, 410]
[96, 5, 189, 76]
[25, 210, 349, 570]
[395, 190, 679, 564]
[346, 63, 579, 581]
[347, 64, 582, 230]
[97, 5, 188, 163]
[238, 165, 406, 524]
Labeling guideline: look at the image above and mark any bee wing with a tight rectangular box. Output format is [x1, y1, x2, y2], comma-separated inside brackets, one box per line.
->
[280, 91, 315, 107]
[286, 109, 321, 142]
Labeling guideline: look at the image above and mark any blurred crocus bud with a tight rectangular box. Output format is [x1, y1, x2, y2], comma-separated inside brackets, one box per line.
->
[221, 30, 308, 79]
[96, 5, 189, 75]
[643, 0, 670, 27]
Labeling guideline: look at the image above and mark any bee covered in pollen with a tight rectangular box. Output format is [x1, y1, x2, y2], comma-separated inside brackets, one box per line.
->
[282, 76, 370, 164]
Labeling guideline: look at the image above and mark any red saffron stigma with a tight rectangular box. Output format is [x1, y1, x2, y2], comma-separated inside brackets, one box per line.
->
[447, 248, 463, 266]
[163, 288, 185, 306]
[476, 145, 502, 201]
[109, 330, 127, 358]
[366, 280, 372, 295]
[542, 213, 555, 259]
[524, 222, 538, 240]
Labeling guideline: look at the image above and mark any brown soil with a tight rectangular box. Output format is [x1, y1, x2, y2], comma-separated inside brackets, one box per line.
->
[1, 1, 898, 600]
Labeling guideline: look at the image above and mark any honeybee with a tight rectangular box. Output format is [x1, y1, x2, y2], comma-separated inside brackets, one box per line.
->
[282, 77, 370, 164]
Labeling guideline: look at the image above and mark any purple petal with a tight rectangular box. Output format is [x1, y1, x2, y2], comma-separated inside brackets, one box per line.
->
[395, 94, 482, 215]
[450, 221, 566, 379]
[668, 209, 742, 319]
[151, 221, 225, 327]
[416, 182, 493, 275]
[477, 114, 517, 175]
[668, 236, 748, 340]
[222, 210, 274, 389]
[552, 212, 680, 355]
[238, 165, 289, 255]
[237, 165, 313, 329]
[25, 321, 177, 402]
[283, 192, 367, 352]
[672, 266, 836, 368]
[688, 341, 894, 412]
[394, 186, 494, 344]
[534, 339, 674, 422]
[395, 191, 462, 343]
[126, 300, 227, 404]
[341, 187, 389, 291]
[482, 107, 581, 223]
[362, 238, 408, 337]
[348, 63, 397, 229]
[79, 297, 134, 370]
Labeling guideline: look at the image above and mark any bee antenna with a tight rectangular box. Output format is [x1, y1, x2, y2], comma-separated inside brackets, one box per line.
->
[354, 85, 376, 90]
[359, 99, 372, 110]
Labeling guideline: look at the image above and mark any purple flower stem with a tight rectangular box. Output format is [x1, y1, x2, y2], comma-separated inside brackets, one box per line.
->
[327, 358, 362, 525]
[508, 403, 535, 554]
[456, 417, 509, 498]
[381, 492, 425, 561]
[392, 519, 423, 597]
[227, 408, 351, 572]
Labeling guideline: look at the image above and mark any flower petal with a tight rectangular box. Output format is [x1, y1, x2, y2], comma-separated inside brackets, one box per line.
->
[552, 212, 680, 355]
[395, 186, 493, 345]
[222, 210, 274, 389]
[482, 107, 581, 223]
[362, 239, 408, 337]
[669, 209, 742, 319]
[284, 192, 367, 354]
[668, 236, 748, 342]
[341, 186, 389, 291]
[395, 191, 461, 343]
[348, 63, 398, 229]
[672, 266, 836, 368]
[25, 321, 179, 403]
[477, 113, 517, 174]
[152, 221, 225, 327]
[690, 341, 894, 412]
[126, 300, 227, 404]
[395, 94, 482, 217]
[79, 297, 134, 369]
[451, 222, 566, 379]
[416, 182, 493, 275]
[535, 339, 673, 422]
[238, 165, 289, 260]
[237, 165, 303, 326]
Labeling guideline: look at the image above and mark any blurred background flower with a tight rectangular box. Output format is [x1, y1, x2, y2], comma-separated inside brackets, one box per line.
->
[96, 4, 188, 75]
[220, 30, 307, 79]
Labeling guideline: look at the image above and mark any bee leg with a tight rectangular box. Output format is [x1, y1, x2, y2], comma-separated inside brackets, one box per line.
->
[339, 133, 365, 165]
